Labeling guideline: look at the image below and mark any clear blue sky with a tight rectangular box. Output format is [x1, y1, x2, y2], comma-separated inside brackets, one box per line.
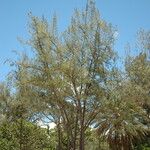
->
[0, 0, 150, 81]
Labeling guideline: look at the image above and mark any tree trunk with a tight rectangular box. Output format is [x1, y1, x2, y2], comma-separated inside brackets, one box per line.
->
[79, 112, 85, 150]
[57, 123, 63, 150]
[72, 109, 79, 150]
[79, 127, 85, 150]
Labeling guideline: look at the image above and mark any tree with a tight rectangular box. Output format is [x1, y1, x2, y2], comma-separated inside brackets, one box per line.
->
[0, 120, 54, 150]
[15, 0, 116, 149]
[124, 30, 150, 149]
[1, 1, 150, 150]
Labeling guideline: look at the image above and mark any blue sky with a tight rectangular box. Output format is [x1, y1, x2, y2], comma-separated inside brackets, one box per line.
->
[0, 0, 150, 81]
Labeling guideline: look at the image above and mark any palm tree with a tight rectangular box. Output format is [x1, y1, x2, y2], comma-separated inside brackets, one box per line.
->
[95, 71, 148, 150]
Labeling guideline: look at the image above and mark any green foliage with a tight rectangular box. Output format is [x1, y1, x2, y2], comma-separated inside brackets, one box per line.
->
[0, 1, 150, 150]
[19, 0, 117, 149]
[0, 120, 55, 150]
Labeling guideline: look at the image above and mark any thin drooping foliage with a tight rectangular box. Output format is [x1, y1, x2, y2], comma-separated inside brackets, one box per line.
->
[0, 1, 149, 150]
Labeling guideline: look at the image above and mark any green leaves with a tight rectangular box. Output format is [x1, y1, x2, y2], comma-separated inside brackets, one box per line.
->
[0, 1, 150, 150]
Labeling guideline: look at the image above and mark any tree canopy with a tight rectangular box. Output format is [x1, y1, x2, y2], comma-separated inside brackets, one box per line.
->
[0, 0, 150, 150]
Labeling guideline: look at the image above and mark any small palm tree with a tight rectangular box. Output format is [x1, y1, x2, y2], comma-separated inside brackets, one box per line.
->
[96, 81, 148, 150]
